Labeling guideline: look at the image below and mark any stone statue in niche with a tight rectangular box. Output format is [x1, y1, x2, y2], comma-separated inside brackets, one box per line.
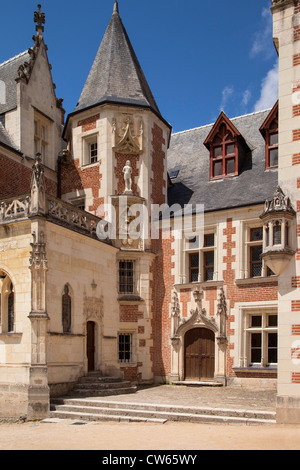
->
[123, 160, 133, 194]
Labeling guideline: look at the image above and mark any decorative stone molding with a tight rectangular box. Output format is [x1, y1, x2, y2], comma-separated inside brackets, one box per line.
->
[216, 287, 228, 347]
[171, 290, 181, 337]
[271, 0, 294, 5]
[0, 196, 30, 221]
[112, 116, 143, 155]
[84, 295, 104, 322]
[171, 288, 218, 342]
[111, 194, 145, 250]
[29, 231, 48, 271]
[261, 186, 295, 218]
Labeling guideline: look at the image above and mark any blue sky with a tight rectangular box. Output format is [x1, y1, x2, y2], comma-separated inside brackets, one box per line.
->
[0, 0, 278, 133]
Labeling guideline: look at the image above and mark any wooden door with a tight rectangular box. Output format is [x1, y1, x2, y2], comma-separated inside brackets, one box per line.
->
[87, 321, 95, 371]
[184, 328, 215, 380]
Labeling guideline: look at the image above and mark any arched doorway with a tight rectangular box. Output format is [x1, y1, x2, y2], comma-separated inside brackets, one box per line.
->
[87, 321, 96, 371]
[184, 328, 215, 381]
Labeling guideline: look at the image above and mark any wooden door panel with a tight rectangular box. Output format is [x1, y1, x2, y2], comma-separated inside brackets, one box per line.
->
[184, 328, 215, 380]
[87, 321, 95, 371]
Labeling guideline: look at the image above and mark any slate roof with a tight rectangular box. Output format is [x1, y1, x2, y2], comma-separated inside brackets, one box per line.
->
[0, 51, 30, 115]
[74, 5, 162, 119]
[0, 122, 21, 153]
[167, 108, 278, 213]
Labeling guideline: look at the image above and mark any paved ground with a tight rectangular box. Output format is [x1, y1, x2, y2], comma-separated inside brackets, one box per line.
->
[1, 385, 300, 450]
[92, 384, 278, 411]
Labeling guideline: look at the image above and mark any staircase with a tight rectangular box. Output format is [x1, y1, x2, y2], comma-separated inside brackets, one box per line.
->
[61, 372, 137, 398]
[50, 396, 276, 425]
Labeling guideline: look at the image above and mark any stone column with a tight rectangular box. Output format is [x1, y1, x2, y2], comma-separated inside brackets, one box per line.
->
[27, 219, 50, 419]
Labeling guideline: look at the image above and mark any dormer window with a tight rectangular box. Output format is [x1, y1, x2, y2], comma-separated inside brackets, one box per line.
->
[204, 112, 246, 180]
[260, 101, 278, 169]
[211, 128, 237, 178]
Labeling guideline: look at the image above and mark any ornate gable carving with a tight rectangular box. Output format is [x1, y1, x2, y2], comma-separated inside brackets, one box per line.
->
[112, 116, 143, 155]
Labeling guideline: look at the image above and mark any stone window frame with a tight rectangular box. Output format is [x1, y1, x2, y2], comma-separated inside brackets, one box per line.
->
[0, 273, 15, 334]
[117, 331, 137, 364]
[118, 260, 135, 295]
[34, 109, 52, 164]
[184, 227, 218, 283]
[238, 306, 278, 369]
[81, 131, 99, 167]
[240, 220, 275, 280]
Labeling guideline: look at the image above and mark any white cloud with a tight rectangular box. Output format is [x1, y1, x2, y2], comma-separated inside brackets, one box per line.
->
[250, 7, 274, 60]
[220, 86, 234, 112]
[242, 89, 252, 107]
[254, 60, 278, 112]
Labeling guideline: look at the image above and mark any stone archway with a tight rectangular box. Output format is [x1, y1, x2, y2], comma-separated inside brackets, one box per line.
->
[169, 287, 227, 385]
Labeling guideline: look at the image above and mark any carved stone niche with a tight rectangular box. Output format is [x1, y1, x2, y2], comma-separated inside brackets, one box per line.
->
[260, 186, 296, 276]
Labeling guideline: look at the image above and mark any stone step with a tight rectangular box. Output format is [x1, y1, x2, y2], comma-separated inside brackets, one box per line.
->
[78, 376, 124, 384]
[48, 409, 167, 424]
[50, 397, 276, 425]
[68, 386, 137, 398]
[172, 381, 223, 387]
[73, 381, 132, 390]
[65, 374, 137, 398]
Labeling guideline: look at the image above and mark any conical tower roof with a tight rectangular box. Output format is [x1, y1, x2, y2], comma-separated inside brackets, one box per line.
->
[74, 1, 162, 117]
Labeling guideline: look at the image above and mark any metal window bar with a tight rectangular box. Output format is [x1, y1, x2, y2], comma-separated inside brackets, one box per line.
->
[118, 334, 132, 363]
[119, 261, 134, 294]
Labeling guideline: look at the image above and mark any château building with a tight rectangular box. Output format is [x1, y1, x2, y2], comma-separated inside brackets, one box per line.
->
[0, 1, 299, 424]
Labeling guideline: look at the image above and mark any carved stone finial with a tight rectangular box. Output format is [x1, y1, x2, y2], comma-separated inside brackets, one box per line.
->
[113, 0, 119, 14]
[34, 4, 45, 35]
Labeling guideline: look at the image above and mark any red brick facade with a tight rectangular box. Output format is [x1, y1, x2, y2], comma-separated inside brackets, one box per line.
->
[60, 158, 103, 214]
[0, 151, 57, 198]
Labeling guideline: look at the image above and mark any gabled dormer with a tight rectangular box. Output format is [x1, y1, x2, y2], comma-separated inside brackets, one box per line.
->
[6, 4, 65, 171]
[259, 101, 278, 169]
[204, 111, 250, 180]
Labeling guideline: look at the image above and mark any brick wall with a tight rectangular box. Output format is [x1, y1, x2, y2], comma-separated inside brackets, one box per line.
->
[119, 304, 143, 323]
[151, 122, 171, 379]
[60, 158, 103, 213]
[151, 123, 166, 205]
[0, 151, 57, 198]
[78, 114, 100, 133]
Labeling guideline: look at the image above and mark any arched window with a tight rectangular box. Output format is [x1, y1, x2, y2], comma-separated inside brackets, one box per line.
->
[7, 284, 14, 333]
[0, 273, 15, 333]
[62, 285, 72, 333]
